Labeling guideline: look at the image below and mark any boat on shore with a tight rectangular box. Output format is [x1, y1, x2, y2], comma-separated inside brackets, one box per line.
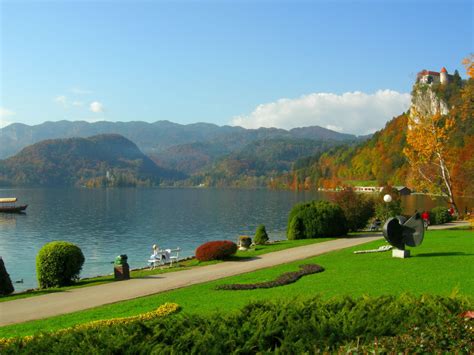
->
[0, 198, 28, 213]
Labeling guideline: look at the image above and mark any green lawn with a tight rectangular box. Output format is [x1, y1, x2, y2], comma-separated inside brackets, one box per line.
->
[0, 237, 333, 303]
[1, 229, 472, 338]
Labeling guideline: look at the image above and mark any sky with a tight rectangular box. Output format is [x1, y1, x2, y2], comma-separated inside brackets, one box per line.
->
[0, 0, 472, 135]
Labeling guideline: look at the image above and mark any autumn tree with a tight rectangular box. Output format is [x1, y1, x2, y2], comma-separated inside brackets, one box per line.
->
[462, 54, 474, 79]
[403, 107, 459, 214]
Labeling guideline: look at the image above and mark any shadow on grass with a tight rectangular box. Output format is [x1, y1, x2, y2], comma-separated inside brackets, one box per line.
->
[415, 252, 473, 257]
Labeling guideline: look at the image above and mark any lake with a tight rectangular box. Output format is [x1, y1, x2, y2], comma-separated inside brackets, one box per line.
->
[0, 188, 471, 291]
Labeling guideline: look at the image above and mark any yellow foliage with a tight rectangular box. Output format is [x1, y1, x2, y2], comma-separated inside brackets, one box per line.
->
[404, 108, 458, 211]
[0, 302, 180, 348]
[462, 54, 474, 79]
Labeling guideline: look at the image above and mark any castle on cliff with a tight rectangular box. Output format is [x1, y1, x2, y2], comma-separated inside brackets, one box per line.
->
[416, 67, 453, 85]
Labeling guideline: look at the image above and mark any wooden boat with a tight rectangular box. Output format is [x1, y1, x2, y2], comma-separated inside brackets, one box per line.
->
[0, 198, 28, 213]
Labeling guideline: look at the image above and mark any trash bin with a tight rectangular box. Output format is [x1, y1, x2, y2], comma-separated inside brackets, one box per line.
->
[114, 254, 130, 280]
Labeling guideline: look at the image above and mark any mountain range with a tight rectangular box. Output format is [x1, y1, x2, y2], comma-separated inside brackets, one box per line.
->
[0, 120, 361, 160]
[0, 121, 366, 187]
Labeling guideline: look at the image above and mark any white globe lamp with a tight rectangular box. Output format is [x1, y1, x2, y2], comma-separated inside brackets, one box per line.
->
[383, 194, 393, 203]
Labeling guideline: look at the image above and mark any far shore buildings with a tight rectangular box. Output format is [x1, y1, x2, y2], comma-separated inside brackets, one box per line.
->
[352, 186, 412, 195]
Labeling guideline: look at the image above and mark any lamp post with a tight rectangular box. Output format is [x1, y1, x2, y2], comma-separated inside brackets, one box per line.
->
[383, 194, 392, 203]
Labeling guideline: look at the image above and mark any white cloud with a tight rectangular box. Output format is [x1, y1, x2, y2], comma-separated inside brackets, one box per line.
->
[231, 90, 411, 135]
[0, 107, 15, 118]
[54, 95, 68, 107]
[90, 101, 104, 113]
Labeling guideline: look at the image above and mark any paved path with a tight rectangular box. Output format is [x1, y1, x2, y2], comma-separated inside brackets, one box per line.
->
[0, 235, 382, 326]
[0, 221, 469, 327]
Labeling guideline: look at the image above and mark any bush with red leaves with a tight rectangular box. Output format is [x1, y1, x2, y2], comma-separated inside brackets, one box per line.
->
[195, 240, 238, 262]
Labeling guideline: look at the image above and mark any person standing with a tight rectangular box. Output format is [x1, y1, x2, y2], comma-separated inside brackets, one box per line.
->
[421, 211, 430, 230]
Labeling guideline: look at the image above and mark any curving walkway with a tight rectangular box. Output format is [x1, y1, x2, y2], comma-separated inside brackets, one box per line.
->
[0, 221, 468, 326]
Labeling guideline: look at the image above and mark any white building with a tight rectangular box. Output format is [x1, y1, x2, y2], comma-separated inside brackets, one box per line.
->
[417, 67, 452, 85]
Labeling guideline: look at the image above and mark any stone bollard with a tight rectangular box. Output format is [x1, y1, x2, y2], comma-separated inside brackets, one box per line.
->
[114, 254, 130, 280]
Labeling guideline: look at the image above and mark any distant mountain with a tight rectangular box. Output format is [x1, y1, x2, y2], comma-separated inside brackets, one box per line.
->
[0, 134, 183, 187]
[151, 141, 232, 175]
[191, 138, 342, 187]
[0, 120, 361, 159]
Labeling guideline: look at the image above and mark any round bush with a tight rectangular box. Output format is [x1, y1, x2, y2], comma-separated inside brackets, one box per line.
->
[287, 200, 348, 239]
[195, 241, 237, 262]
[0, 257, 14, 295]
[429, 206, 453, 225]
[36, 241, 85, 288]
[254, 224, 269, 245]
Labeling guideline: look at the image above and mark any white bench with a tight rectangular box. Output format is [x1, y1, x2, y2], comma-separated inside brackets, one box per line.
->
[148, 248, 181, 269]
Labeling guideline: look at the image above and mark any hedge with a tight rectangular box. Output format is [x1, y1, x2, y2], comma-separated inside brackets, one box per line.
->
[1, 295, 471, 353]
[429, 206, 453, 225]
[287, 200, 348, 239]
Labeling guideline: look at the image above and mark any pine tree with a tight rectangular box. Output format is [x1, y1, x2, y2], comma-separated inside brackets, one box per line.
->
[0, 257, 14, 295]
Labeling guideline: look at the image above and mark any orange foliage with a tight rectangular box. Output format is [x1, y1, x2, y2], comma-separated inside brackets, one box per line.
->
[451, 135, 474, 197]
[462, 54, 474, 79]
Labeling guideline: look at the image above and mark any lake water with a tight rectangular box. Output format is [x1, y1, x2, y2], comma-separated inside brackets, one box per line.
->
[0, 188, 471, 291]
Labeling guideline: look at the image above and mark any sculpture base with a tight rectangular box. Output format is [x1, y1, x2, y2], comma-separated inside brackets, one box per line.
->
[392, 249, 410, 258]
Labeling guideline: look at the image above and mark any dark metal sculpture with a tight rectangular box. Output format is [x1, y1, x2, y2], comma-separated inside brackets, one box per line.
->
[383, 213, 424, 257]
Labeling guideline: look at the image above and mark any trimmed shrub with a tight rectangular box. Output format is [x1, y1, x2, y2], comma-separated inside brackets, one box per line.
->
[238, 236, 252, 249]
[287, 200, 348, 239]
[429, 206, 453, 225]
[288, 215, 305, 240]
[254, 224, 269, 245]
[195, 241, 237, 262]
[36, 241, 85, 288]
[216, 264, 324, 290]
[333, 187, 375, 231]
[0, 257, 14, 296]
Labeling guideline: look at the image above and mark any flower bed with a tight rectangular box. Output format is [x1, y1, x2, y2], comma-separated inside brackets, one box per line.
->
[216, 264, 324, 290]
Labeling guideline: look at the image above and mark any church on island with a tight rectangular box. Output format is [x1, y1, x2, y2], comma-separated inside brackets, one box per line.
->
[416, 67, 453, 85]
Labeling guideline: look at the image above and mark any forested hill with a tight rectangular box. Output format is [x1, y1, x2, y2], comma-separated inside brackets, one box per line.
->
[0, 134, 183, 187]
[277, 74, 473, 193]
[190, 138, 342, 187]
[0, 120, 360, 160]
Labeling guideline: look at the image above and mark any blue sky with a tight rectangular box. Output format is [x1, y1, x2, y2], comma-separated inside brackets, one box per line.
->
[0, 0, 472, 134]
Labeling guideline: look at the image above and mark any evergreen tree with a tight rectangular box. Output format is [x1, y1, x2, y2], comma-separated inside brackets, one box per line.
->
[0, 257, 14, 295]
[254, 224, 269, 245]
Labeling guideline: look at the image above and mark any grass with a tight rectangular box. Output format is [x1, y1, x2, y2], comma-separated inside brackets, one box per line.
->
[1, 229, 472, 338]
[0, 237, 333, 303]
